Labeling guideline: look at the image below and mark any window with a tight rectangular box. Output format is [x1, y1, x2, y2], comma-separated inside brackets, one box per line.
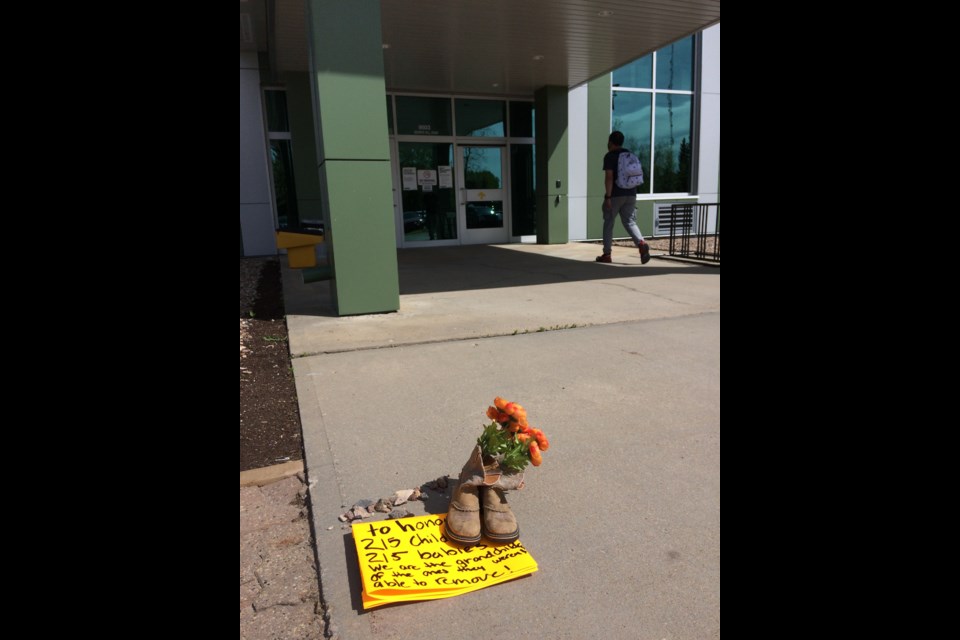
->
[264, 89, 299, 228]
[611, 35, 695, 194]
[509, 102, 534, 138]
[395, 96, 452, 136]
[455, 99, 505, 137]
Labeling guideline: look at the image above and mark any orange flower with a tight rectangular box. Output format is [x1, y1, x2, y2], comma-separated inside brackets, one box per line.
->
[479, 397, 550, 471]
[529, 441, 542, 466]
[530, 428, 550, 451]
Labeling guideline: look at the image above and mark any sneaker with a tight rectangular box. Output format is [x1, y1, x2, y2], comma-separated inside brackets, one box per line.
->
[595, 254, 612, 263]
[639, 242, 651, 264]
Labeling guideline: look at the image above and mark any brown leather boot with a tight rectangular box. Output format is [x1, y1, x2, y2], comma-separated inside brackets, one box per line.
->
[447, 445, 524, 545]
[480, 486, 519, 543]
[445, 482, 481, 545]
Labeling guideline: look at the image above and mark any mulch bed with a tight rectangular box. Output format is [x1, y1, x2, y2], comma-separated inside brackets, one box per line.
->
[240, 258, 304, 472]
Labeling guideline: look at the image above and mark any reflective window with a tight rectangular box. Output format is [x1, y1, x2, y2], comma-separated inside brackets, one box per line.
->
[612, 54, 652, 89]
[509, 102, 534, 137]
[386, 96, 394, 135]
[456, 99, 505, 137]
[654, 94, 693, 192]
[611, 92, 652, 195]
[610, 34, 696, 194]
[264, 90, 289, 132]
[270, 140, 299, 228]
[395, 96, 452, 136]
[463, 147, 502, 189]
[656, 36, 695, 91]
[463, 147, 503, 229]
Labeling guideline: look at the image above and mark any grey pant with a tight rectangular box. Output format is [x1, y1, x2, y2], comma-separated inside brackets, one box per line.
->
[602, 196, 645, 254]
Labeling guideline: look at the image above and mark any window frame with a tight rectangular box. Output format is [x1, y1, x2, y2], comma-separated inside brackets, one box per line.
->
[610, 35, 698, 197]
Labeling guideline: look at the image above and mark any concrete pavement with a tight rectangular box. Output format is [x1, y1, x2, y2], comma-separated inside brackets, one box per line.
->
[285, 242, 719, 639]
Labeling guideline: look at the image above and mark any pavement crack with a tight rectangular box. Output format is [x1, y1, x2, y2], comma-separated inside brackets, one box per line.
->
[599, 281, 693, 305]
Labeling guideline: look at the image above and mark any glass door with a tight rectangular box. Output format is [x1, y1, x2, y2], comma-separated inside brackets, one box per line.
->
[396, 142, 458, 245]
[459, 146, 508, 244]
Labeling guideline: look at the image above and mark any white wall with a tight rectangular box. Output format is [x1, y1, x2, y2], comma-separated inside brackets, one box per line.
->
[240, 52, 278, 256]
[567, 84, 588, 240]
[696, 24, 720, 205]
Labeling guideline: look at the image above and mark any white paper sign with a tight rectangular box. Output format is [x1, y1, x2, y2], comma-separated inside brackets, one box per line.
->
[438, 166, 453, 189]
[402, 167, 418, 190]
[417, 170, 438, 187]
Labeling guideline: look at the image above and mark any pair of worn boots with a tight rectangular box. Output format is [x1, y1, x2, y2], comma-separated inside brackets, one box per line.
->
[445, 445, 524, 545]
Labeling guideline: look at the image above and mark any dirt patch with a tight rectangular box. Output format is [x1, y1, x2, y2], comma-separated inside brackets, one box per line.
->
[240, 258, 304, 472]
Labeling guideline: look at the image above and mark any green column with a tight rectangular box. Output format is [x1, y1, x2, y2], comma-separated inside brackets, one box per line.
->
[306, 0, 398, 315]
[534, 86, 568, 244]
[586, 75, 612, 241]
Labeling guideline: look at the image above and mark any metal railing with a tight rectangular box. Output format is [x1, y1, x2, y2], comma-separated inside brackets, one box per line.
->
[667, 203, 720, 262]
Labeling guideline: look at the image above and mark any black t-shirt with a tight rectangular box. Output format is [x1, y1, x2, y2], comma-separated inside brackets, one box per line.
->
[603, 149, 638, 197]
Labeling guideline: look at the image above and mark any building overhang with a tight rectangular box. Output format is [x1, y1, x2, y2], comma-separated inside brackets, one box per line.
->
[240, 0, 720, 96]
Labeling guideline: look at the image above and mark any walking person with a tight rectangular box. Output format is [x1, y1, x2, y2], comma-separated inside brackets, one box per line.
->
[597, 131, 651, 264]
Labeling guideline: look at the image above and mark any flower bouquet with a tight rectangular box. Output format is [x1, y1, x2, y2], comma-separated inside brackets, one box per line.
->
[477, 397, 550, 472]
[445, 396, 551, 546]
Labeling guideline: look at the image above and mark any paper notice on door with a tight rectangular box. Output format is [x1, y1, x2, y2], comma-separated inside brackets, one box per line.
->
[417, 169, 438, 188]
[438, 166, 453, 189]
[402, 167, 418, 190]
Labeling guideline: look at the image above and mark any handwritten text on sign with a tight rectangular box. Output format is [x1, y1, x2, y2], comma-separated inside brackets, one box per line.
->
[352, 514, 537, 607]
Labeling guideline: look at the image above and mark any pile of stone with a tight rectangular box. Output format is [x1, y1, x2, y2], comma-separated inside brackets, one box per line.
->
[338, 476, 449, 523]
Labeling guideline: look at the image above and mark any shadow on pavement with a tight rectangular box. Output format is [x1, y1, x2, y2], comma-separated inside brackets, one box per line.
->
[285, 244, 719, 318]
[397, 245, 719, 295]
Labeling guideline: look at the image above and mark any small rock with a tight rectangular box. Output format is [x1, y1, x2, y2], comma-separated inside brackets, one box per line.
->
[326, 526, 334, 530]
[355, 499, 375, 508]
[352, 506, 370, 519]
[388, 508, 413, 519]
[392, 489, 415, 506]
[373, 498, 393, 513]
[338, 514, 349, 522]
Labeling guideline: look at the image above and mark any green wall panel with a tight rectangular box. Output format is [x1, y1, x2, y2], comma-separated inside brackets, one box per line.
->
[308, 0, 391, 162]
[307, 0, 398, 315]
[321, 161, 398, 315]
[534, 86, 568, 244]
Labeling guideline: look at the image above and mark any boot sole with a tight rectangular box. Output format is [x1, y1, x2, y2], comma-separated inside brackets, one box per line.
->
[481, 524, 520, 544]
[444, 522, 481, 546]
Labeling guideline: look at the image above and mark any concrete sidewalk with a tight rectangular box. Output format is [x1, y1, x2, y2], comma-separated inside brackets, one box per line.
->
[286, 243, 719, 639]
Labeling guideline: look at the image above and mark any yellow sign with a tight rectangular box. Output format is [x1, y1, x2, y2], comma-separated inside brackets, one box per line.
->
[352, 513, 538, 609]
